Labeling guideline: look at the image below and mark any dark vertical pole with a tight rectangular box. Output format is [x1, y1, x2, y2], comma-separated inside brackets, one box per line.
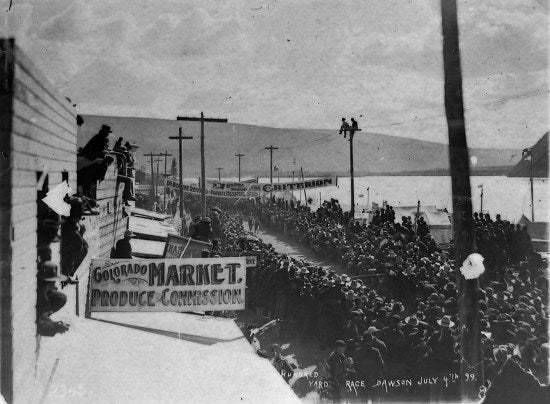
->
[480, 186, 483, 213]
[200, 112, 206, 218]
[235, 153, 244, 182]
[155, 159, 161, 198]
[150, 155, 154, 200]
[349, 132, 355, 220]
[163, 151, 170, 212]
[300, 167, 307, 203]
[530, 158, 534, 221]
[169, 130, 192, 234]
[178, 130, 184, 234]
[441, 0, 481, 400]
[269, 149, 273, 183]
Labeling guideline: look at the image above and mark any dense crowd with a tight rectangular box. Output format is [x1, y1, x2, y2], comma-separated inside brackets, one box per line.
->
[185, 195, 549, 399]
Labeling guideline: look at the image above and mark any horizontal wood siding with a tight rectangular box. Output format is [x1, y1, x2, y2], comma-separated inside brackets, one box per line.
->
[10, 42, 77, 404]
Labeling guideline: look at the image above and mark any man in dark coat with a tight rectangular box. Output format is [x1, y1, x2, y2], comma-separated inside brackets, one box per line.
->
[326, 340, 350, 400]
[80, 124, 112, 160]
[112, 230, 135, 258]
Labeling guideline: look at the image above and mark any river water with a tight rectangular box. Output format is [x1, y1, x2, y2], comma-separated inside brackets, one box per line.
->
[257, 175, 549, 223]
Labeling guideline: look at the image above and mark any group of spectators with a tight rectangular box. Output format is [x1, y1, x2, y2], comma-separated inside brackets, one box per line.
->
[77, 124, 136, 206]
[183, 195, 548, 400]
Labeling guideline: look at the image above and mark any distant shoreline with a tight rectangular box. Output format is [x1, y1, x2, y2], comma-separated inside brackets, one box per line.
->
[265, 166, 515, 178]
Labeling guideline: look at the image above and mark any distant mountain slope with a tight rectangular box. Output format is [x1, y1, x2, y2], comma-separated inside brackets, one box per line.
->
[79, 115, 521, 177]
[508, 132, 549, 178]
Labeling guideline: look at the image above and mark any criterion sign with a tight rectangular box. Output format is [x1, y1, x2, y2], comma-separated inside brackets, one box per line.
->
[89, 257, 246, 312]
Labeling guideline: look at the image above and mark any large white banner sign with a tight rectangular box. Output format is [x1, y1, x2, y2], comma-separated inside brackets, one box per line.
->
[89, 257, 246, 312]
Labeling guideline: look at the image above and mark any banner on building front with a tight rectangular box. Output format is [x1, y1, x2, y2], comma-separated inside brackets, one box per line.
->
[206, 177, 338, 194]
[89, 258, 246, 312]
[163, 234, 212, 258]
[162, 177, 337, 198]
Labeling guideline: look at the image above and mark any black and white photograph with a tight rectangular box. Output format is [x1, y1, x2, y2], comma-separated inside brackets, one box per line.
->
[0, 0, 548, 403]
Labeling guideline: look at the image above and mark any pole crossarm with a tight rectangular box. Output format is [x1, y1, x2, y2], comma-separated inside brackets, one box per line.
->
[177, 112, 228, 218]
[143, 152, 163, 202]
[265, 146, 278, 185]
[168, 129, 193, 235]
[177, 116, 228, 123]
[235, 154, 244, 182]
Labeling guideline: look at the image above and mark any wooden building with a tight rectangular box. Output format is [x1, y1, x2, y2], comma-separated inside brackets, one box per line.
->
[0, 39, 128, 403]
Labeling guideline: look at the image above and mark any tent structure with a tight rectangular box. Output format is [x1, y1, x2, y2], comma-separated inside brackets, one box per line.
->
[518, 215, 549, 253]
[392, 205, 453, 244]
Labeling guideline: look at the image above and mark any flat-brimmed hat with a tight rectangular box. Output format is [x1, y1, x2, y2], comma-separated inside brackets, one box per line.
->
[437, 315, 455, 328]
[493, 292, 509, 301]
[405, 315, 420, 326]
[37, 261, 68, 282]
[100, 124, 113, 133]
[124, 230, 136, 238]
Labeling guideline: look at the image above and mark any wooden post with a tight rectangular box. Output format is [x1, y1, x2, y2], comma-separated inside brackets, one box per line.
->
[144, 152, 162, 209]
[168, 129, 193, 235]
[441, 0, 482, 399]
[235, 153, 244, 182]
[300, 167, 307, 203]
[480, 185, 483, 213]
[161, 151, 173, 212]
[530, 157, 535, 221]
[177, 113, 228, 218]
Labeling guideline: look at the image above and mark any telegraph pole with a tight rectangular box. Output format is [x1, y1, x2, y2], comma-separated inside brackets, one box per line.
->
[265, 146, 278, 183]
[160, 151, 173, 212]
[339, 124, 362, 221]
[169, 128, 193, 235]
[216, 167, 223, 181]
[441, 0, 481, 399]
[154, 158, 161, 199]
[235, 153, 245, 182]
[480, 184, 484, 213]
[522, 148, 535, 221]
[177, 112, 228, 218]
[144, 152, 162, 208]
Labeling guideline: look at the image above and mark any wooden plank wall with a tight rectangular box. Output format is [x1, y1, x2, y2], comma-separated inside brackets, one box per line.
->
[11, 43, 77, 403]
[96, 164, 128, 258]
[1, 40, 130, 403]
[0, 38, 15, 404]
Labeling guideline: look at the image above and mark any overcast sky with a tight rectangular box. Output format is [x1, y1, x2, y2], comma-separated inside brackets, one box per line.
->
[2, 0, 548, 148]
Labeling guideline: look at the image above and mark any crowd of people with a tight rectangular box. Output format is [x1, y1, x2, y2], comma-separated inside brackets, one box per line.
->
[179, 194, 548, 400]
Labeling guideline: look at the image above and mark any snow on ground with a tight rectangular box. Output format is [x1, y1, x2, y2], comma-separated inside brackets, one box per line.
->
[37, 314, 299, 404]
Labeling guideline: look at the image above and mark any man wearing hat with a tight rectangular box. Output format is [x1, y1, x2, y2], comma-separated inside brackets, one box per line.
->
[326, 340, 351, 400]
[37, 261, 69, 336]
[353, 332, 385, 391]
[112, 230, 135, 258]
[194, 217, 213, 242]
[80, 124, 112, 160]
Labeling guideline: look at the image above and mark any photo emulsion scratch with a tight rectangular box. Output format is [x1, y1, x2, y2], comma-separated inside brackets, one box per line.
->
[0, 0, 548, 403]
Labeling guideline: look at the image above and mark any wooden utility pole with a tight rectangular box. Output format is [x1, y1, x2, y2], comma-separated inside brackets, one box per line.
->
[216, 167, 223, 181]
[522, 148, 535, 221]
[480, 185, 484, 213]
[235, 153, 245, 182]
[265, 146, 278, 183]
[441, 0, 481, 399]
[177, 112, 228, 218]
[144, 152, 162, 207]
[154, 158, 161, 198]
[160, 151, 173, 212]
[169, 128, 193, 235]
[340, 125, 362, 220]
[300, 166, 307, 203]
